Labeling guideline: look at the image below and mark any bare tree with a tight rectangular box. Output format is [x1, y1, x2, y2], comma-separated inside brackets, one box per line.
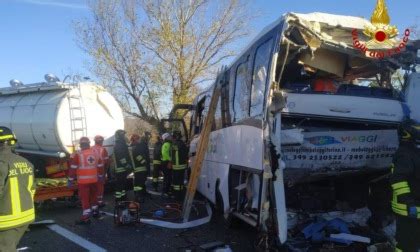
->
[75, 0, 252, 124]
[75, 0, 162, 125]
[140, 0, 251, 104]
[124, 116, 155, 137]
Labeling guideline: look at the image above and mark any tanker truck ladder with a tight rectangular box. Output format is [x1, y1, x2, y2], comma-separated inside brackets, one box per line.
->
[67, 87, 88, 147]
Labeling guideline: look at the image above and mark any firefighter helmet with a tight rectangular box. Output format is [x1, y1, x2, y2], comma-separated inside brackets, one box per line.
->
[0, 126, 17, 145]
[94, 135, 104, 143]
[399, 120, 420, 147]
[162, 133, 171, 141]
[79, 137, 91, 145]
[115, 129, 126, 141]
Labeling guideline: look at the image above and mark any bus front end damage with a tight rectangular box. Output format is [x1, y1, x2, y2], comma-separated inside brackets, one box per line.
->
[259, 12, 419, 249]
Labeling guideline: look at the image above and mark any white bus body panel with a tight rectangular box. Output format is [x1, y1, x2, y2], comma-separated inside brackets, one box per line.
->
[190, 125, 264, 212]
[283, 93, 404, 124]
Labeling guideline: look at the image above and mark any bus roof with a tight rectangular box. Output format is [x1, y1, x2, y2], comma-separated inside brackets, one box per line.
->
[231, 12, 372, 66]
[196, 12, 389, 103]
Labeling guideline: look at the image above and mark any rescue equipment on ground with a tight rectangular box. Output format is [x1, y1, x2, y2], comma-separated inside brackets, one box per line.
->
[114, 201, 140, 225]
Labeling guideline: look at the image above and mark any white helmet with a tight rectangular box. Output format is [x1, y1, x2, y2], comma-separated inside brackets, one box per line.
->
[162, 133, 171, 141]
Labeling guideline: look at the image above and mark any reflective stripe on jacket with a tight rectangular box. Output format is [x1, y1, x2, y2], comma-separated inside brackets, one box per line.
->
[114, 140, 131, 172]
[171, 140, 188, 170]
[390, 145, 420, 218]
[70, 148, 101, 184]
[92, 145, 109, 176]
[130, 142, 148, 173]
[161, 141, 172, 162]
[0, 147, 35, 230]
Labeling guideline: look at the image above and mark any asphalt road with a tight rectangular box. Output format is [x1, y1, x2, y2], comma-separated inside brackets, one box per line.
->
[18, 192, 257, 252]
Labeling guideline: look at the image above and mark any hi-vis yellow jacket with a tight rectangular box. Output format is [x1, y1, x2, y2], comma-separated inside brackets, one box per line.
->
[0, 146, 35, 230]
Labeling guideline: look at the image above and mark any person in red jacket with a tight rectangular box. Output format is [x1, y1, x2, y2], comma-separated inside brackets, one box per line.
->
[92, 135, 109, 208]
[69, 137, 103, 224]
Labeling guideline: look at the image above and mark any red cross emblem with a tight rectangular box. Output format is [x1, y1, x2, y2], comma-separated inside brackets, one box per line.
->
[87, 155, 96, 165]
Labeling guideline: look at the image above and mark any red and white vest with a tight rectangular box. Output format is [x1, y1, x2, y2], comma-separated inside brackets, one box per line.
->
[70, 148, 102, 184]
[91, 145, 109, 176]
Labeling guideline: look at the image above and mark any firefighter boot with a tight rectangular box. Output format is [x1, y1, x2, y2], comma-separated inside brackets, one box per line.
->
[75, 215, 91, 225]
[153, 181, 159, 192]
[92, 206, 103, 220]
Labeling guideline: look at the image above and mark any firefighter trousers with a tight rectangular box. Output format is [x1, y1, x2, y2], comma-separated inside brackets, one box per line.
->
[162, 162, 172, 194]
[133, 168, 147, 200]
[395, 215, 420, 251]
[0, 225, 28, 252]
[78, 183, 98, 215]
[172, 168, 185, 200]
[115, 170, 128, 201]
[152, 163, 162, 190]
[97, 177, 105, 204]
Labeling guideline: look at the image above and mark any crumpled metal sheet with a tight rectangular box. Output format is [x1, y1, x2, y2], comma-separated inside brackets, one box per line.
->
[291, 12, 371, 30]
[283, 12, 373, 53]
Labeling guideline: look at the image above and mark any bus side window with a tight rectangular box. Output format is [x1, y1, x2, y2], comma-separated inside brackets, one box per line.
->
[250, 38, 273, 117]
[234, 58, 250, 122]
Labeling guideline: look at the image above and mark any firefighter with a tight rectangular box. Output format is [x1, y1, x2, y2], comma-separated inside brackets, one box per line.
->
[152, 135, 163, 191]
[171, 131, 188, 201]
[161, 133, 172, 197]
[69, 137, 103, 224]
[0, 127, 35, 251]
[129, 134, 150, 203]
[113, 129, 131, 202]
[142, 131, 151, 177]
[92, 135, 109, 208]
[390, 121, 420, 252]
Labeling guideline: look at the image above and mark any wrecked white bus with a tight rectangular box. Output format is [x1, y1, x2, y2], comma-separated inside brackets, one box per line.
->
[165, 12, 420, 246]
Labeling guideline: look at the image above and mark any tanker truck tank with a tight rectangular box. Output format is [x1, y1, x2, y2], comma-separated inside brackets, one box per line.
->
[0, 77, 124, 157]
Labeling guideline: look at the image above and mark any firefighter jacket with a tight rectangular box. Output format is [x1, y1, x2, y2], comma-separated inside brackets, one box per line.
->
[131, 141, 150, 174]
[69, 148, 103, 184]
[390, 144, 420, 218]
[140, 139, 150, 171]
[161, 140, 172, 162]
[92, 144, 109, 176]
[153, 140, 163, 165]
[171, 139, 188, 170]
[114, 139, 131, 174]
[0, 145, 35, 230]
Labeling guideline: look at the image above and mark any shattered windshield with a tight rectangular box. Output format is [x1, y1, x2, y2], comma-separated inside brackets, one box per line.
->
[276, 13, 403, 100]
